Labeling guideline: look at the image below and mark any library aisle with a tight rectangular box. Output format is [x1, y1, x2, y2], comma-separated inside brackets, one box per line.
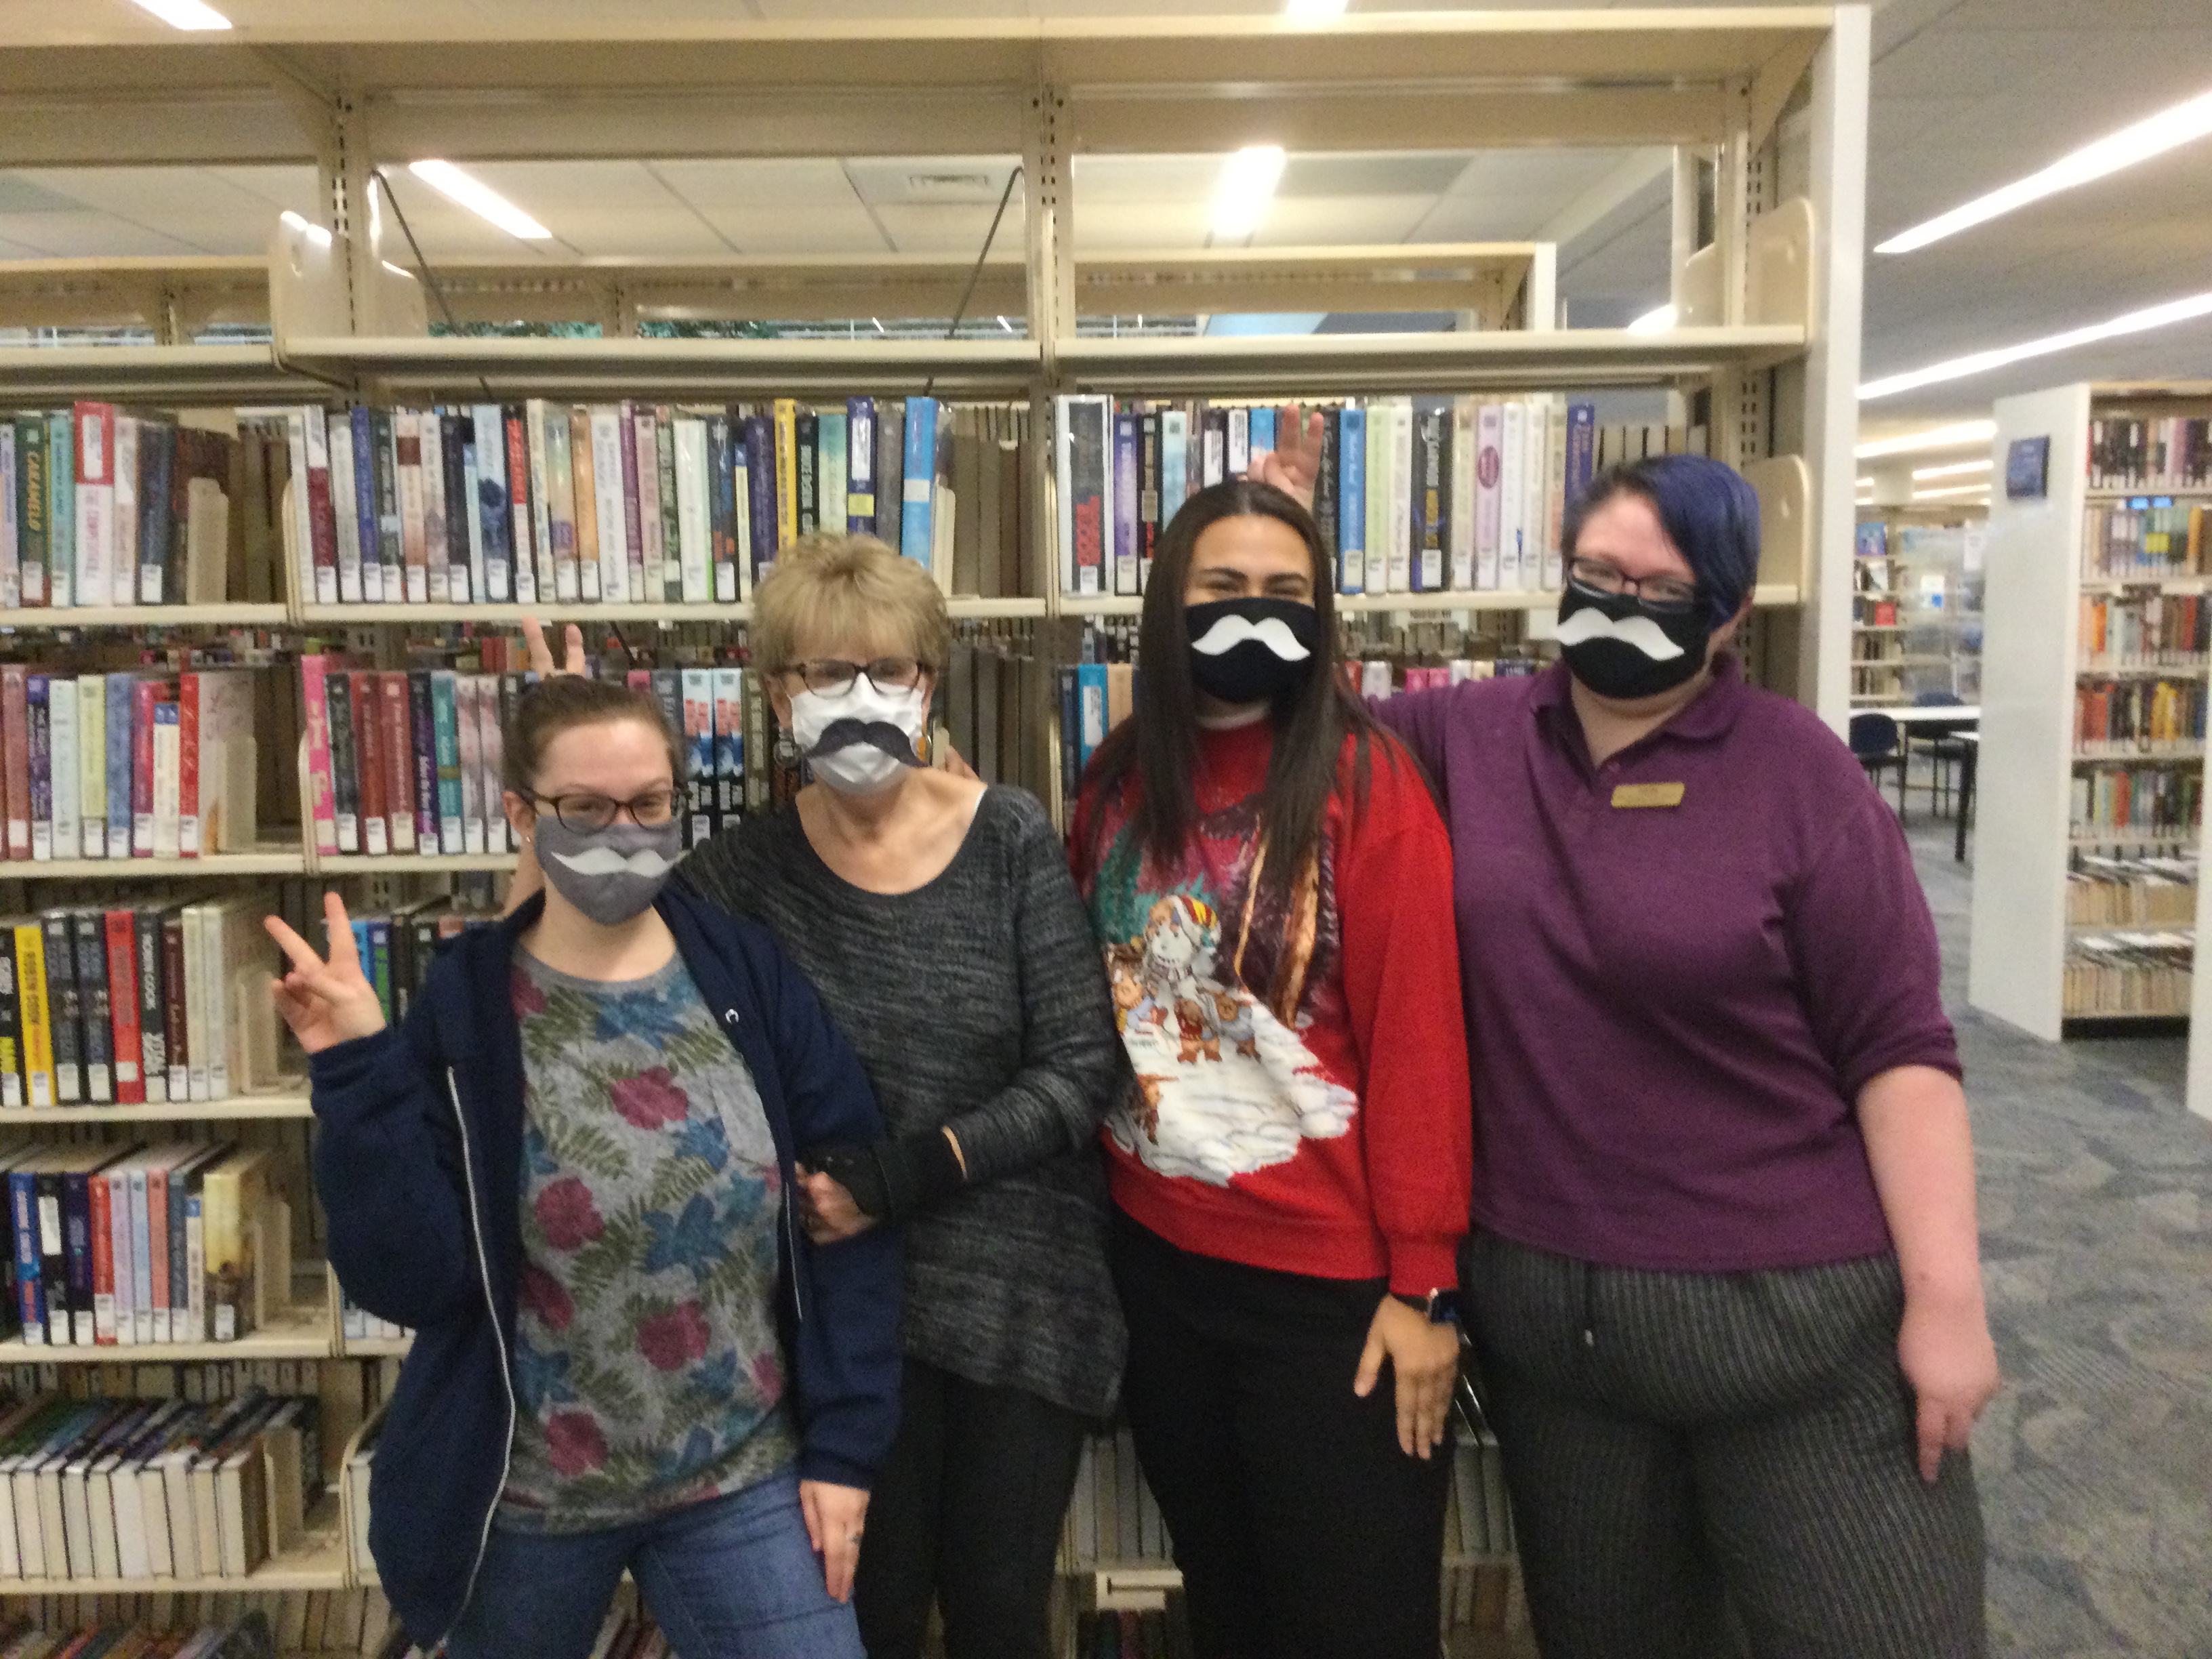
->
[1916, 823, 2211, 1659]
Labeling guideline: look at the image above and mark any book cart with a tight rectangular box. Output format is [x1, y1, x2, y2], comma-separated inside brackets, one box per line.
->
[1971, 382, 2212, 1065]
[0, 9, 1872, 1654]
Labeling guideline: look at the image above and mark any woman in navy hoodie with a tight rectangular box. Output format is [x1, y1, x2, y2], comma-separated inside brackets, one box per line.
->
[267, 675, 900, 1659]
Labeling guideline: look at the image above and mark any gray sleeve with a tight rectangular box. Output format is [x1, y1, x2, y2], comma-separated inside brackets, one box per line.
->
[944, 796, 1128, 1186]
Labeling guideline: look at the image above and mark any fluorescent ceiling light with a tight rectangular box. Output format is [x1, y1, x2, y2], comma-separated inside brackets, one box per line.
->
[1284, 0, 1349, 18]
[1914, 483, 1990, 501]
[279, 210, 331, 249]
[1860, 289, 2212, 399]
[1877, 86, 2212, 255]
[1856, 420, 1994, 459]
[407, 159, 551, 241]
[1212, 146, 1285, 241]
[1627, 303, 1678, 335]
[127, 0, 231, 28]
[1913, 458, 1992, 480]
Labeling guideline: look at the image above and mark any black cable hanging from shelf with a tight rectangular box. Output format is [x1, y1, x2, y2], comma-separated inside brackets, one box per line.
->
[924, 165, 1023, 402]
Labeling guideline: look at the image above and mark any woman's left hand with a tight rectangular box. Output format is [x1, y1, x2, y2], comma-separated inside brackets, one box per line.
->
[1245, 402, 1325, 512]
[1898, 1288, 2000, 1482]
[1354, 1294, 1460, 1459]
[796, 1168, 877, 1243]
[799, 1479, 870, 1602]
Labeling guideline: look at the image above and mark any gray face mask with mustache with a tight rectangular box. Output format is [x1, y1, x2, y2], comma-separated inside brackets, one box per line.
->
[533, 815, 684, 926]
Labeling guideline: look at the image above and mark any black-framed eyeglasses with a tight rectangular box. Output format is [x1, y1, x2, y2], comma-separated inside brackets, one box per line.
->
[1567, 558, 1701, 614]
[529, 786, 688, 832]
[782, 656, 931, 697]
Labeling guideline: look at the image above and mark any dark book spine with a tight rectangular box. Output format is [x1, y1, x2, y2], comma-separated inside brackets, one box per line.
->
[139, 422, 175, 606]
[441, 409, 472, 600]
[160, 912, 188, 1101]
[409, 667, 439, 847]
[1139, 413, 1161, 585]
[0, 935, 20, 1110]
[371, 410, 403, 594]
[42, 912, 81, 1106]
[655, 409, 680, 600]
[743, 416, 775, 579]
[73, 911, 110, 1104]
[134, 908, 165, 1102]
[1313, 409, 1340, 562]
[325, 671, 360, 855]
[795, 411, 819, 537]
[33, 1168, 68, 1343]
[708, 413, 737, 602]
[60, 1169, 96, 1345]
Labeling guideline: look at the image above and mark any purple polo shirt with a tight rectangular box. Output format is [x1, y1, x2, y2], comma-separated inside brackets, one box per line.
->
[1374, 656, 1959, 1273]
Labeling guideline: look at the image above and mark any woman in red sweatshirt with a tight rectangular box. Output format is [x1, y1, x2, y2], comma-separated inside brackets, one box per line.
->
[1070, 478, 1474, 1659]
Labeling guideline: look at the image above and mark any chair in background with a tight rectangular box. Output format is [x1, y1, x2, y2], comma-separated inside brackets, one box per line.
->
[1849, 712, 1908, 820]
[1910, 690, 1973, 817]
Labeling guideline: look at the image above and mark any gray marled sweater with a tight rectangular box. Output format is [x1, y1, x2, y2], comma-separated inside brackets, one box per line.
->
[680, 785, 1127, 1418]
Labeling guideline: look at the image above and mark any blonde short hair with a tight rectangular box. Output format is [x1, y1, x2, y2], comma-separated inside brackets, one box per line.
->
[751, 533, 952, 674]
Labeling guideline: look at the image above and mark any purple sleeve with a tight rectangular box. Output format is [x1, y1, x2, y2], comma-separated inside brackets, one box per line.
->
[1366, 687, 1456, 783]
[1784, 787, 1961, 1102]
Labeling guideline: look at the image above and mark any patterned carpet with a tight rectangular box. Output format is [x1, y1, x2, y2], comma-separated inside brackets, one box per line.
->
[1912, 821, 2212, 1658]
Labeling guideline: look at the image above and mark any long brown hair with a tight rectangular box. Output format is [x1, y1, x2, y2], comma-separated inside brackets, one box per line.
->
[1082, 478, 1395, 916]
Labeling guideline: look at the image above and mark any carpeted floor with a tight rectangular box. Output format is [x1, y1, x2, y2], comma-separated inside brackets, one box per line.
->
[1912, 818, 2212, 1658]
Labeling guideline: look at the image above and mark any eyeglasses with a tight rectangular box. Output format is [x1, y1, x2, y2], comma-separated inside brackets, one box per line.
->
[1567, 558, 1701, 614]
[783, 656, 930, 697]
[529, 786, 688, 833]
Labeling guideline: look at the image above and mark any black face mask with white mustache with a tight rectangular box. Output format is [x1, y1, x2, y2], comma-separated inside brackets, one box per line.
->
[1554, 583, 1714, 702]
[1185, 597, 1322, 706]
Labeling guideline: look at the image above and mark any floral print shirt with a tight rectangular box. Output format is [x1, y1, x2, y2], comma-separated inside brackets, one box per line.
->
[498, 947, 797, 1532]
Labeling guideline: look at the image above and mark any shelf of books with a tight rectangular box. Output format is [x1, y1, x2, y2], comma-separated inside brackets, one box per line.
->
[1970, 382, 2212, 1041]
[1850, 513, 1985, 709]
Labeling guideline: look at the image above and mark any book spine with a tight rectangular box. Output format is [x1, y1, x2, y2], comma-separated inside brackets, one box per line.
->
[565, 405, 598, 603]
[395, 409, 428, 604]
[432, 672, 467, 854]
[89, 1172, 115, 1344]
[676, 416, 712, 603]
[1338, 407, 1366, 595]
[62, 1170, 96, 1344]
[877, 398, 904, 556]
[409, 667, 441, 851]
[106, 674, 135, 855]
[0, 421, 17, 610]
[150, 695, 180, 860]
[1111, 413, 1139, 597]
[655, 409, 681, 598]
[105, 911, 143, 1105]
[111, 413, 138, 608]
[526, 399, 557, 603]
[1064, 397, 1107, 597]
[0, 935, 21, 1109]
[816, 409, 847, 537]
[1475, 401, 1502, 590]
[325, 670, 359, 856]
[299, 655, 338, 856]
[1, 664, 27, 857]
[443, 409, 474, 603]
[43, 913, 79, 1105]
[131, 680, 161, 857]
[16, 416, 45, 606]
[380, 672, 416, 854]
[73, 402, 115, 609]
[1138, 413, 1160, 594]
[545, 403, 579, 603]
[846, 398, 876, 535]
[305, 406, 337, 605]
[351, 670, 388, 857]
[9, 1170, 41, 1338]
[794, 409, 819, 539]
[714, 665, 744, 830]
[771, 398, 798, 555]
[348, 407, 379, 602]
[177, 672, 201, 857]
[456, 675, 485, 854]
[633, 408, 664, 598]
[329, 409, 363, 603]
[73, 911, 110, 1103]
[1449, 396, 1477, 591]
[505, 405, 537, 606]
[33, 1169, 67, 1341]
[160, 914, 188, 1101]
[900, 398, 937, 563]
[472, 404, 512, 603]
[1416, 400, 1446, 593]
[421, 407, 450, 603]
[731, 412, 754, 600]
[590, 408, 628, 605]
[371, 409, 402, 604]
[708, 412, 737, 602]
[75, 676, 103, 859]
[26, 676, 49, 862]
[1388, 398, 1414, 593]
[485, 676, 512, 851]
[14, 923, 51, 1107]
[743, 415, 775, 585]
[166, 1153, 190, 1334]
[146, 1165, 170, 1343]
[134, 909, 165, 1102]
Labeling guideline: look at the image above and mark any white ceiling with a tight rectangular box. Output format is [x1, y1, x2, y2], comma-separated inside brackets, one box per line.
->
[1, 0, 2209, 430]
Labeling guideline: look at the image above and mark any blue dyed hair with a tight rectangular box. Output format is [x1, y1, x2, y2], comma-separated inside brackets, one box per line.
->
[1561, 453, 1762, 626]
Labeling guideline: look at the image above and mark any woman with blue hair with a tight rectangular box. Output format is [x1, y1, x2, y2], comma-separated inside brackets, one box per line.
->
[1362, 451, 1998, 1658]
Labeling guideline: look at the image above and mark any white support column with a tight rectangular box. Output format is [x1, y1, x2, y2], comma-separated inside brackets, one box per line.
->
[1525, 242, 1557, 332]
[1801, 3, 1870, 729]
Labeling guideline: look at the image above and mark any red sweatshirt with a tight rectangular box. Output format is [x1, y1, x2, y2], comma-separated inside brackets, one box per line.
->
[1071, 714, 1471, 1296]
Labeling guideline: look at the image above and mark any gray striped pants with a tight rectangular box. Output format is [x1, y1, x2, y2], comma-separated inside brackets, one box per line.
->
[1462, 1233, 1986, 1659]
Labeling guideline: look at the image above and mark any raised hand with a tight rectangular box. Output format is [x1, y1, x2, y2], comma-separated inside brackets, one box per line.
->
[519, 616, 587, 678]
[1246, 401, 1324, 512]
[265, 892, 388, 1054]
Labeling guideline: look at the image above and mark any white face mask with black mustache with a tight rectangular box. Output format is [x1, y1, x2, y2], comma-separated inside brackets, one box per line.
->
[790, 681, 929, 796]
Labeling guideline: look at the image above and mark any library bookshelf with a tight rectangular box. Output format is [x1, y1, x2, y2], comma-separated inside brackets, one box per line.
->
[1969, 381, 2212, 1048]
[0, 5, 1872, 1641]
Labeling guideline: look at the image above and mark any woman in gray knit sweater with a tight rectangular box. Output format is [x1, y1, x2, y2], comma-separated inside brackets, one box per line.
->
[523, 535, 1126, 1659]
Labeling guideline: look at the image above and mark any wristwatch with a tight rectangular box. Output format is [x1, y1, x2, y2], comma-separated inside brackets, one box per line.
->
[1394, 1287, 1462, 1326]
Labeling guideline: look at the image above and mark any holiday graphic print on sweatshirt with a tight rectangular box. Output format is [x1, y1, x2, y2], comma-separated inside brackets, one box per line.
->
[1089, 793, 1356, 1185]
[500, 949, 796, 1532]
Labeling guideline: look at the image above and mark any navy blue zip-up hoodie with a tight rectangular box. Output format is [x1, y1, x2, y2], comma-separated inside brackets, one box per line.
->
[306, 884, 901, 1646]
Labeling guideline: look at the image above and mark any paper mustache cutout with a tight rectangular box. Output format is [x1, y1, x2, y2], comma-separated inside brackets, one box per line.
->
[1190, 612, 1313, 661]
[1553, 605, 1688, 661]
[547, 843, 680, 878]
[804, 718, 924, 766]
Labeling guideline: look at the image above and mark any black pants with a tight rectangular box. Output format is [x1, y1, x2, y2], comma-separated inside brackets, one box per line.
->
[1462, 1232, 1987, 1659]
[854, 1356, 1088, 1659]
[1110, 1209, 1452, 1659]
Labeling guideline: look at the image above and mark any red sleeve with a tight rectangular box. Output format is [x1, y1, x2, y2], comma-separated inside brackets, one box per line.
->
[1332, 733, 1473, 1294]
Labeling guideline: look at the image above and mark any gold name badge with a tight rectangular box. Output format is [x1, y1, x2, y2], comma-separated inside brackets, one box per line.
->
[1611, 782, 1685, 809]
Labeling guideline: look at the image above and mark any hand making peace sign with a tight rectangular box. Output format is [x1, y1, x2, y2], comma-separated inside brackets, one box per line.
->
[264, 893, 390, 1054]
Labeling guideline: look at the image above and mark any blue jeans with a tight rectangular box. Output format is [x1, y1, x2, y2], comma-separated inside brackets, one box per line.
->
[445, 1469, 865, 1659]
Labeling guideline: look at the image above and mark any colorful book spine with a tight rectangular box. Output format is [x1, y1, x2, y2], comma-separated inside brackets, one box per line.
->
[103, 674, 133, 863]
[14, 921, 52, 1107]
[708, 413, 738, 602]
[846, 398, 876, 535]
[105, 911, 144, 1105]
[431, 672, 467, 855]
[130, 680, 161, 857]
[655, 409, 682, 600]
[26, 676, 50, 862]
[299, 655, 337, 857]
[472, 404, 512, 603]
[72, 402, 115, 609]
[74, 912, 110, 1104]
[135, 909, 165, 1103]
[176, 673, 200, 857]
[1, 664, 26, 858]
[409, 668, 443, 853]
[350, 407, 381, 603]
[901, 398, 939, 564]
[77, 676, 105, 859]
[1337, 406, 1366, 596]
[305, 406, 337, 605]
[1111, 413, 1140, 597]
